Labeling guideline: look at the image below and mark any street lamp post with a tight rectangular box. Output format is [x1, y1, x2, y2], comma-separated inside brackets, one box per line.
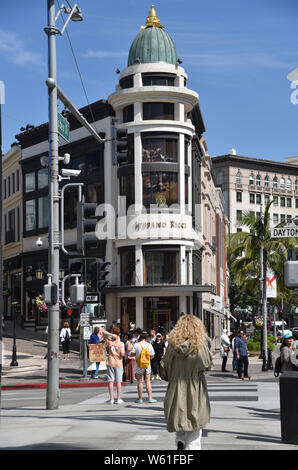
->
[45, 0, 83, 410]
[260, 204, 268, 371]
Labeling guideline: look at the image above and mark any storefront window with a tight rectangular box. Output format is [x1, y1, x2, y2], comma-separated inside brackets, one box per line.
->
[143, 103, 174, 120]
[143, 296, 178, 331]
[142, 134, 178, 162]
[121, 298, 136, 333]
[143, 172, 178, 207]
[120, 247, 135, 285]
[144, 250, 178, 284]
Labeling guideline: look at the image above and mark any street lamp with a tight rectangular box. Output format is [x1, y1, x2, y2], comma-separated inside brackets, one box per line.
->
[44, 0, 83, 410]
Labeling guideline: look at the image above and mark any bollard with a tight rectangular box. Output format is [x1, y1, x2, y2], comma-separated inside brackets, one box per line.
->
[279, 371, 298, 444]
[267, 348, 273, 370]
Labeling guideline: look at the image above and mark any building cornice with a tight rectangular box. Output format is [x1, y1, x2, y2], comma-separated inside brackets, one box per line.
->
[108, 86, 198, 113]
[212, 154, 298, 175]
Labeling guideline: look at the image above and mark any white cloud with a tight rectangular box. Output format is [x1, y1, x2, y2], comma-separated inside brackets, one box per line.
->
[0, 28, 45, 67]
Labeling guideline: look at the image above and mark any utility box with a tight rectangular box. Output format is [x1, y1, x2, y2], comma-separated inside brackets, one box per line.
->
[284, 261, 298, 288]
[280, 371, 298, 444]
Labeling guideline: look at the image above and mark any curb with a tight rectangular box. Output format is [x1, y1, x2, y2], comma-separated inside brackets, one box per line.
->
[1, 381, 127, 391]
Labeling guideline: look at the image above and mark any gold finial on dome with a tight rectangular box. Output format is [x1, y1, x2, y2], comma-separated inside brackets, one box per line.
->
[141, 5, 164, 30]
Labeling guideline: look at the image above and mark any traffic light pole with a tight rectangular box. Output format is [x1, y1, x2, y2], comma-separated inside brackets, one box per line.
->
[46, 0, 60, 410]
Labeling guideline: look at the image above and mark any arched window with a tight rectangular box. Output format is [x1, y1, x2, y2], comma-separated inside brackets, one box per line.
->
[280, 177, 285, 189]
[273, 176, 278, 188]
[249, 173, 254, 185]
[236, 170, 242, 185]
[286, 178, 292, 190]
[256, 174, 261, 187]
[264, 175, 269, 188]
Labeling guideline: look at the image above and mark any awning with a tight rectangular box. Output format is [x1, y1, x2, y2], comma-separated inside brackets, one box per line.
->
[210, 309, 225, 319]
[228, 313, 237, 321]
[105, 284, 216, 294]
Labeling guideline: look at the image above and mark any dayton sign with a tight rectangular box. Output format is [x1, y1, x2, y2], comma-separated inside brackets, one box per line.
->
[270, 226, 298, 238]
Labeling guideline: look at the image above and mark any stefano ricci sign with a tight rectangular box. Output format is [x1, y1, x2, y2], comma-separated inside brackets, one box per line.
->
[127, 214, 195, 239]
[105, 213, 198, 240]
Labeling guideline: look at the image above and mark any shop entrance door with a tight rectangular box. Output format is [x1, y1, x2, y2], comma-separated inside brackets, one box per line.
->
[154, 309, 170, 333]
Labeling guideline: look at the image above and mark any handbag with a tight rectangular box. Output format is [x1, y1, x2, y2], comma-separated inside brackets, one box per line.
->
[224, 346, 230, 353]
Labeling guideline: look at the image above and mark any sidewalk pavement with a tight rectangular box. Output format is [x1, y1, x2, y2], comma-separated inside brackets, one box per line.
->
[1, 320, 278, 389]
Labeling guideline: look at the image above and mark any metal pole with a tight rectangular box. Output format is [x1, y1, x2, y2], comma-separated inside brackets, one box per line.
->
[260, 204, 268, 371]
[281, 296, 284, 337]
[46, 0, 60, 410]
[0, 103, 3, 410]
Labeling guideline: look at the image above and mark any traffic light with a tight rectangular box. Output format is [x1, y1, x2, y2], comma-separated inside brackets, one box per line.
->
[76, 196, 99, 256]
[112, 127, 128, 165]
[89, 258, 111, 292]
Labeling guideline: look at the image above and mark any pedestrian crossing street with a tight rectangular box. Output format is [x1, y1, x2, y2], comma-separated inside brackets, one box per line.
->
[148, 381, 258, 403]
[81, 380, 258, 405]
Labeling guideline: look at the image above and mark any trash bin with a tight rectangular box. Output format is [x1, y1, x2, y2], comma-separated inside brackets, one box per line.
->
[280, 371, 298, 444]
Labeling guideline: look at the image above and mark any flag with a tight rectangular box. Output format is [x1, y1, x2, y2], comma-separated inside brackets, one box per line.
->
[266, 269, 277, 298]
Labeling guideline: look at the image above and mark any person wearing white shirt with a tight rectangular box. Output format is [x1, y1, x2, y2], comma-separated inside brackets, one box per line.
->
[60, 322, 71, 360]
[130, 332, 157, 404]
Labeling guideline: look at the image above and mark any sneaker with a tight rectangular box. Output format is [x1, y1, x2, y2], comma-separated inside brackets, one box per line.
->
[151, 376, 155, 381]
[148, 399, 157, 403]
[91, 375, 98, 379]
[116, 399, 124, 404]
[109, 400, 115, 404]
[135, 399, 143, 403]
[155, 374, 162, 381]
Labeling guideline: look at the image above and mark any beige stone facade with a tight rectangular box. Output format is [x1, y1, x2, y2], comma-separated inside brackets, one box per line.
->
[2, 144, 22, 319]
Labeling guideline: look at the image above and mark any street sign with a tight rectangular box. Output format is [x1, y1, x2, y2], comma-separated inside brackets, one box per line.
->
[57, 112, 70, 142]
[85, 293, 100, 304]
[80, 312, 90, 327]
[266, 269, 277, 298]
[270, 226, 298, 238]
[83, 326, 91, 340]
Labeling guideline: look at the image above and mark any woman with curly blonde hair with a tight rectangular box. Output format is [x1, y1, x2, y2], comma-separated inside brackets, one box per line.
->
[160, 314, 213, 450]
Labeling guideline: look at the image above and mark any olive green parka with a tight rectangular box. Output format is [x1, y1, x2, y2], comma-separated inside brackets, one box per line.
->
[160, 339, 213, 432]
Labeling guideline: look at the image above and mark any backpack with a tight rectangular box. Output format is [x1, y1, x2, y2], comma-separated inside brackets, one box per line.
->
[137, 343, 150, 370]
[65, 329, 70, 341]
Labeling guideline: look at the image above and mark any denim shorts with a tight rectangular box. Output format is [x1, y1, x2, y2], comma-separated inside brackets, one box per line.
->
[107, 365, 123, 383]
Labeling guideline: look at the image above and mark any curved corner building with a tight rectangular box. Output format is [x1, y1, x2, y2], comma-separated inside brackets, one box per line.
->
[105, 6, 203, 332]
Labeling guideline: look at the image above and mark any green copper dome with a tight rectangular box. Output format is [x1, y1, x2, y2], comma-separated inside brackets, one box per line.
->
[128, 6, 178, 66]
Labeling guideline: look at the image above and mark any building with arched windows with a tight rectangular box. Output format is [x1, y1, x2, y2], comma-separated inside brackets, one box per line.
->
[212, 151, 298, 233]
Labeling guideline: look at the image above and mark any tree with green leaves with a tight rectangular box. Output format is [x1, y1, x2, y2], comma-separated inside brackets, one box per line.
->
[228, 200, 298, 306]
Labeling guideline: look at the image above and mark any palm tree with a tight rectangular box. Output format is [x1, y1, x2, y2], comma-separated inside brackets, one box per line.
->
[228, 200, 298, 367]
[229, 201, 296, 297]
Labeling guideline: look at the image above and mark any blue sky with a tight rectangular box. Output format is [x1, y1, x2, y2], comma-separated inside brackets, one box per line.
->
[0, 0, 297, 161]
